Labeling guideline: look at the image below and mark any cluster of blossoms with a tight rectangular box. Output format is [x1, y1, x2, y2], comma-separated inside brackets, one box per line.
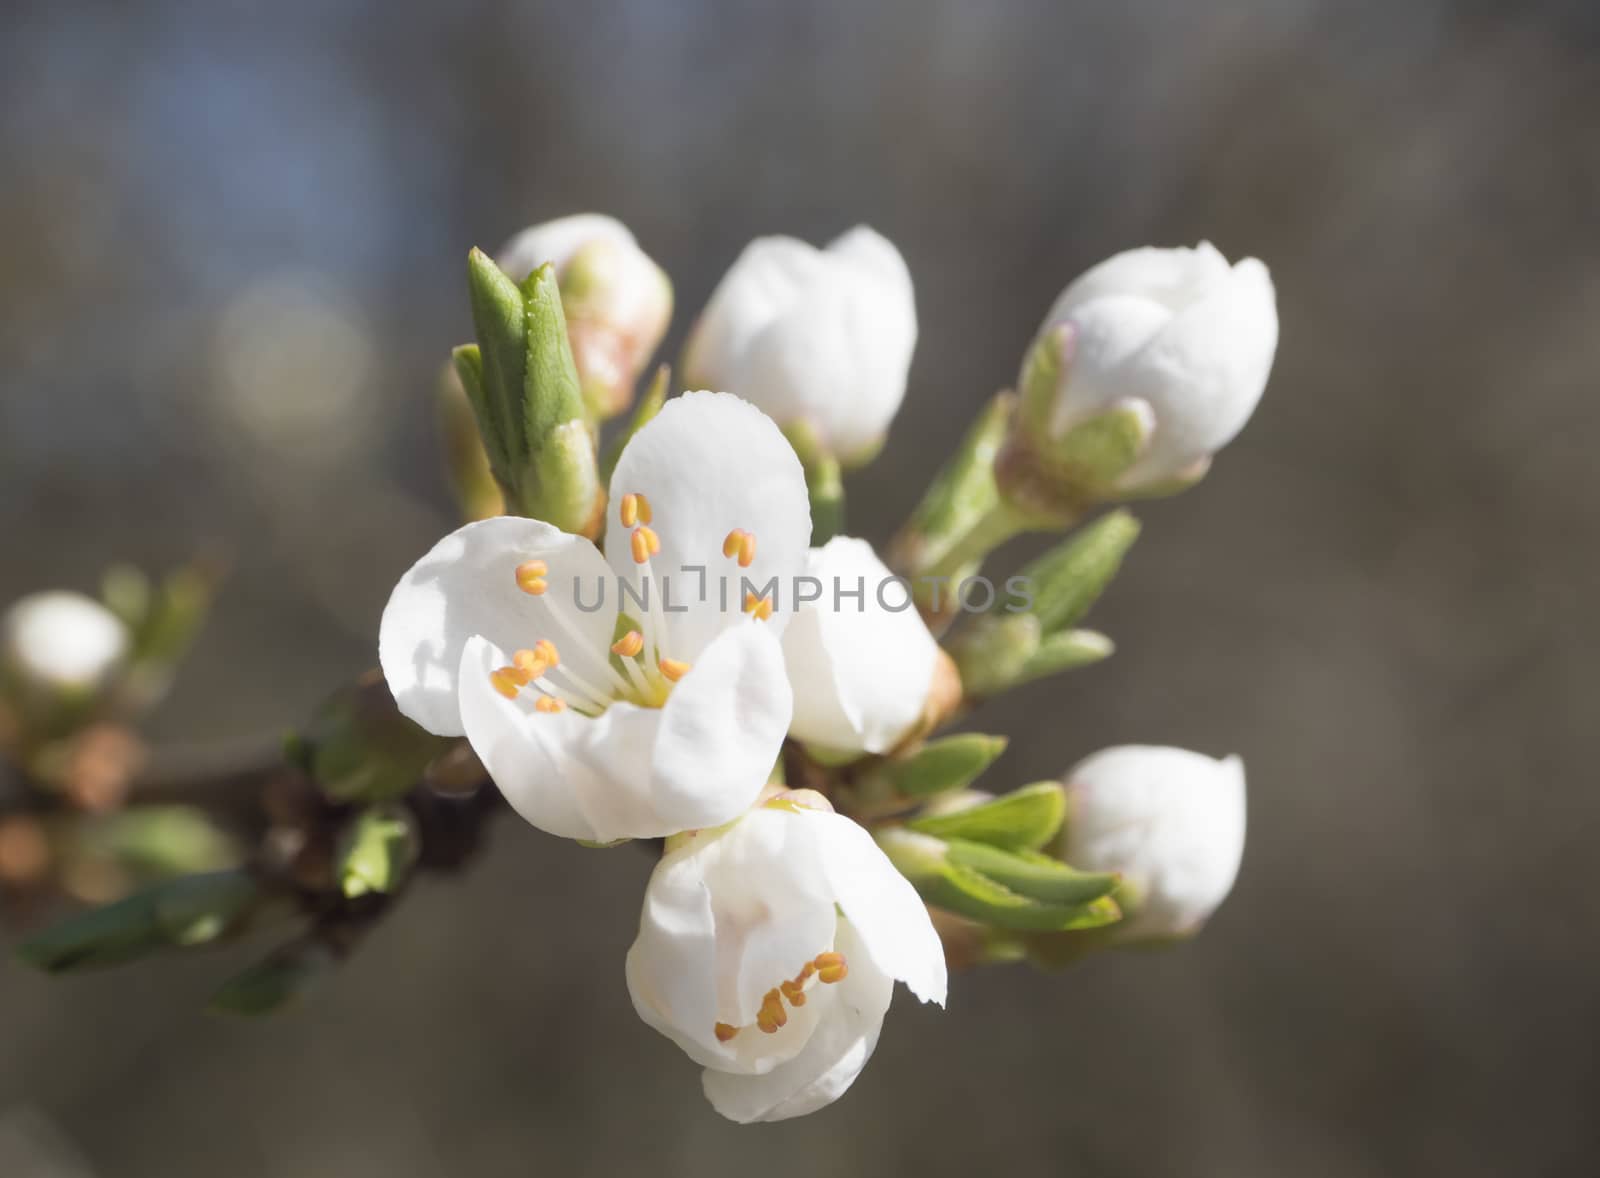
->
[372, 214, 1277, 1120]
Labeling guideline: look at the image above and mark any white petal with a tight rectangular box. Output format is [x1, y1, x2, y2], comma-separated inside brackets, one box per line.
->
[627, 811, 834, 1072]
[496, 213, 635, 283]
[626, 843, 724, 1066]
[1117, 257, 1277, 484]
[378, 517, 617, 736]
[577, 623, 792, 835]
[1062, 745, 1247, 938]
[604, 391, 811, 661]
[1046, 241, 1232, 323]
[702, 920, 893, 1123]
[455, 636, 603, 840]
[681, 236, 822, 391]
[809, 811, 947, 1006]
[1044, 293, 1173, 438]
[783, 537, 938, 755]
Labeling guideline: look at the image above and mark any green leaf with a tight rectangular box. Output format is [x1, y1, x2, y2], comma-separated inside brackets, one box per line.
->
[942, 840, 1118, 906]
[1016, 629, 1114, 684]
[877, 827, 1122, 934]
[889, 733, 1008, 798]
[907, 781, 1067, 851]
[465, 248, 528, 467]
[1007, 509, 1140, 632]
[16, 870, 261, 974]
[1044, 402, 1153, 491]
[520, 263, 586, 448]
[209, 939, 335, 1017]
[306, 672, 452, 804]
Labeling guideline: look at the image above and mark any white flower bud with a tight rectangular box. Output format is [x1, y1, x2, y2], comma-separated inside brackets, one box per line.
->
[683, 226, 916, 463]
[781, 537, 939, 756]
[496, 213, 672, 419]
[1060, 745, 1245, 940]
[1026, 243, 1277, 492]
[2, 591, 130, 694]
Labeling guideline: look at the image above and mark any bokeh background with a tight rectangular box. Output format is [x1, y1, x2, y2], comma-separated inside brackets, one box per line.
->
[3, 0, 1598, 1174]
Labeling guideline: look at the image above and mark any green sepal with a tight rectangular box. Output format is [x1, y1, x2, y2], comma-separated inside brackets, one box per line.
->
[1006, 509, 1140, 631]
[209, 938, 336, 1017]
[16, 869, 262, 974]
[602, 363, 669, 484]
[906, 781, 1067, 850]
[1041, 402, 1152, 492]
[888, 733, 1008, 799]
[335, 806, 419, 899]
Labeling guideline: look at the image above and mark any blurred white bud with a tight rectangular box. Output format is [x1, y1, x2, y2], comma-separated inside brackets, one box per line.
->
[1060, 745, 1245, 940]
[683, 226, 916, 463]
[497, 213, 672, 419]
[1021, 243, 1277, 495]
[782, 537, 939, 756]
[3, 591, 130, 695]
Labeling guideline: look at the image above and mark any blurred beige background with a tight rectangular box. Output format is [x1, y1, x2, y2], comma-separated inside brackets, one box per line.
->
[2, 1, 1598, 1175]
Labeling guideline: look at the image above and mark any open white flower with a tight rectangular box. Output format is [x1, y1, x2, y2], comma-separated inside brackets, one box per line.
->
[1033, 242, 1277, 491]
[1060, 745, 1246, 940]
[782, 537, 938, 756]
[627, 790, 947, 1122]
[2, 591, 129, 694]
[379, 391, 811, 842]
[497, 213, 673, 419]
[682, 226, 916, 462]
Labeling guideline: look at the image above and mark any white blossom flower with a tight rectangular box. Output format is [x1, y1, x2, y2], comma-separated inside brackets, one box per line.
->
[1060, 745, 1246, 939]
[497, 213, 672, 418]
[379, 391, 811, 842]
[2, 591, 129, 694]
[782, 536, 939, 756]
[626, 790, 947, 1122]
[682, 226, 916, 462]
[1034, 242, 1277, 490]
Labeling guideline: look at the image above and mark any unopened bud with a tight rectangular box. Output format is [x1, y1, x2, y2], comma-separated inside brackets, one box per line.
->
[1000, 243, 1276, 509]
[499, 214, 672, 422]
[2, 591, 129, 697]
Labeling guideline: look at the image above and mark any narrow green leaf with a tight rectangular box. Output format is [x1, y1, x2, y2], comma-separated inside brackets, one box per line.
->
[1007, 509, 1140, 632]
[889, 733, 1008, 798]
[906, 781, 1067, 851]
[942, 839, 1118, 905]
[209, 939, 335, 1017]
[465, 248, 528, 466]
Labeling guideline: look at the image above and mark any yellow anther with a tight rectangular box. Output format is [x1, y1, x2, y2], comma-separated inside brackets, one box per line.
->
[756, 988, 788, 1034]
[657, 657, 690, 683]
[512, 649, 548, 678]
[714, 1022, 739, 1043]
[635, 494, 653, 524]
[620, 494, 639, 528]
[611, 630, 644, 658]
[515, 560, 549, 595]
[534, 695, 567, 714]
[780, 979, 808, 1007]
[489, 669, 522, 700]
[743, 591, 774, 621]
[813, 952, 848, 984]
[722, 529, 744, 559]
[630, 525, 661, 564]
[533, 639, 560, 667]
[738, 531, 756, 569]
